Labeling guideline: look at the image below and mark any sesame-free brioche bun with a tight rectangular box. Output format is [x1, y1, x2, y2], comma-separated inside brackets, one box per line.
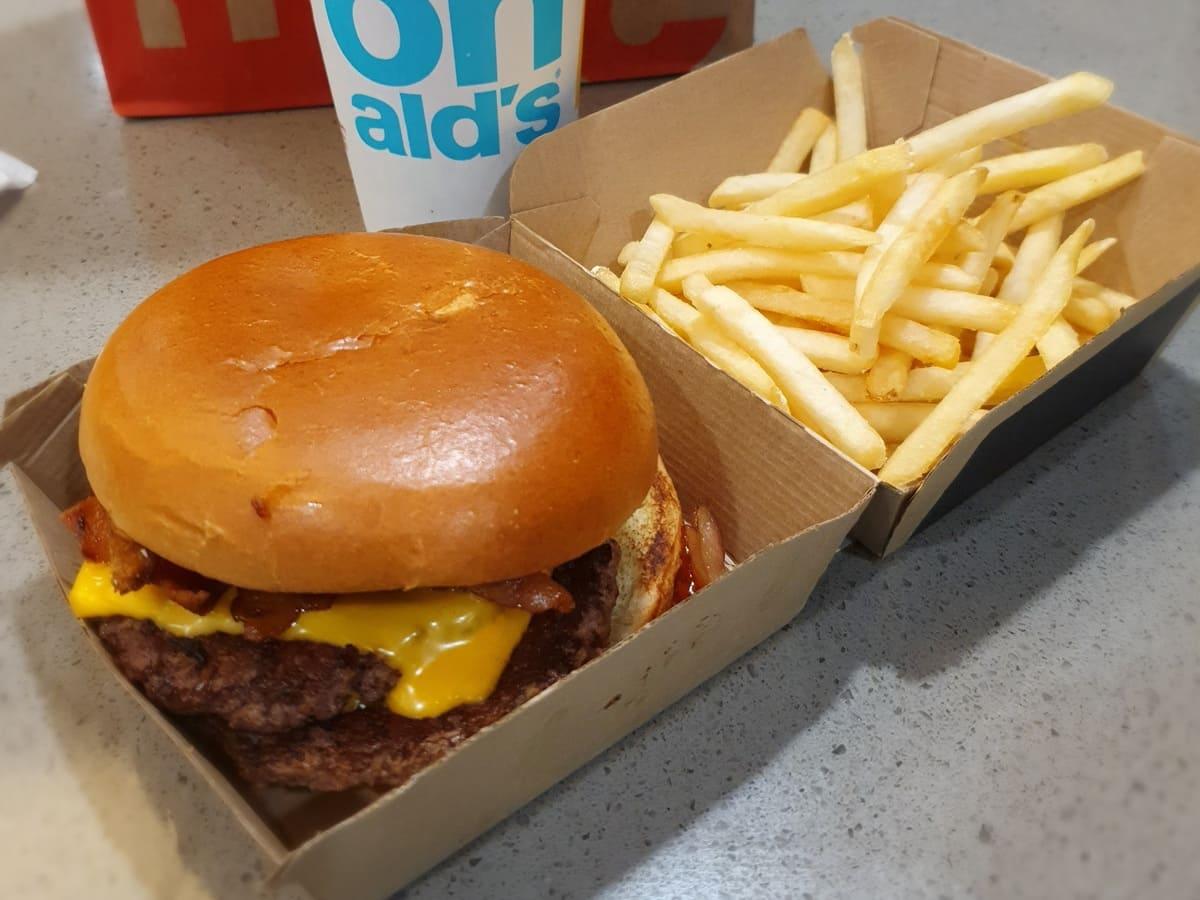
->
[79, 233, 660, 593]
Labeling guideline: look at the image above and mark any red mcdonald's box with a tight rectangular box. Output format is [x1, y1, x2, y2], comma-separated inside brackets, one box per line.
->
[84, 0, 754, 118]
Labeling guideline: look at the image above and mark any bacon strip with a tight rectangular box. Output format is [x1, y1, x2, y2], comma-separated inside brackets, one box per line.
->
[471, 572, 574, 614]
[61, 497, 223, 614]
[231, 591, 334, 640]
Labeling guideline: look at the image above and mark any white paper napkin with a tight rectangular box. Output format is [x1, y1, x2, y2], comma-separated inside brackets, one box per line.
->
[0, 150, 37, 192]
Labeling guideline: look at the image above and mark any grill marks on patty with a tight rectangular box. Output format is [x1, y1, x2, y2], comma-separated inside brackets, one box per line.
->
[95, 618, 398, 733]
[212, 541, 619, 791]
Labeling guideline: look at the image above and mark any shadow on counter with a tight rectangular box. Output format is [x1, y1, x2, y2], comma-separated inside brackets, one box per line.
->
[398, 354, 1199, 900]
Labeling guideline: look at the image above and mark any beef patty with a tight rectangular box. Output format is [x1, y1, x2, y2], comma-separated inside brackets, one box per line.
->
[213, 541, 618, 791]
[94, 541, 618, 790]
[95, 618, 398, 733]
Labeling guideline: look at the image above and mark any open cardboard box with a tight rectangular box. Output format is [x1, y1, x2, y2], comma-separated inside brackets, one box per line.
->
[0, 218, 875, 899]
[509, 18, 1200, 555]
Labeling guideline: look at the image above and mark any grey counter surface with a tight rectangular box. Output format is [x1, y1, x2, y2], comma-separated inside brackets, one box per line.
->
[1, 2, 1197, 898]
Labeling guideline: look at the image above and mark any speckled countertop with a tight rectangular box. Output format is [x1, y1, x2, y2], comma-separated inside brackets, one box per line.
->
[2, 2, 1197, 899]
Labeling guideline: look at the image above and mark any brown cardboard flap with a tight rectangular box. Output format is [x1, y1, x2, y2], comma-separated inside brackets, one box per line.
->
[853, 18, 940, 148]
[5, 216, 874, 898]
[394, 216, 510, 249]
[511, 29, 831, 266]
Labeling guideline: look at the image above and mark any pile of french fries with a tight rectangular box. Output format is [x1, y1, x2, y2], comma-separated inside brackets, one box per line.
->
[593, 34, 1144, 487]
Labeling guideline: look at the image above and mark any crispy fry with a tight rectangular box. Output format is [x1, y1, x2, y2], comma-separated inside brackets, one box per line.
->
[880, 220, 1093, 485]
[803, 275, 1018, 332]
[927, 145, 984, 177]
[979, 143, 1109, 194]
[907, 72, 1113, 167]
[708, 172, 804, 208]
[617, 240, 638, 267]
[939, 221, 987, 256]
[1036, 317, 1082, 367]
[978, 212, 1062, 354]
[660, 247, 973, 293]
[1063, 293, 1117, 333]
[1076, 237, 1117, 274]
[852, 169, 985, 358]
[649, 193, 878, 252]
[960, 192, 1021, 289]
[850, 402, 983, 442]
[810, 122, 838, 173]
[620, 218, 674, 304]
[814, 198, 873, 228]
[980, 268, 1000, 296]
[1009, 151, 1145, 232]
[831, 34, 868, 160]
[993, 241, 1016, 271]
[1075, 276, 1137, 312]
[855, 174, 944, 308]
[595, 266, 786, 406]
[746, 142, 913, 217]
[866, 347, 914, 399]
[829, 357, 1046, 406]
[672, 232, 730, 257]
[591, 266, 680, 336]
[768, 107, 831, 173]
[682, 275, 886, 469]
[773, 324, 874, 374]
[730, 282, 960, 367]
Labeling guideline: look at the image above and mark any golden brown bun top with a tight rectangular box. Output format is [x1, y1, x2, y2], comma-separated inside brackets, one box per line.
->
[80, 234, 658, 592]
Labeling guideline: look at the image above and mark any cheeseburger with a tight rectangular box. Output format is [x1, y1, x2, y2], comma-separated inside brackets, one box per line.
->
[60, 233, 696, 791]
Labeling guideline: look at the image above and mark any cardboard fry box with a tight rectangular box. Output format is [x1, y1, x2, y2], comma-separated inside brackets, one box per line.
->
[508, 18, 1200, 556]
[0, 218, 874, 899]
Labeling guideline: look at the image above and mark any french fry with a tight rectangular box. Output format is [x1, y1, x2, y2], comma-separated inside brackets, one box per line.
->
[978, 212, 1062, 354]
[814, 198, 873, 228]
[810, 122, 838, 173]
[709, 173, 804, 208]
[880, 219, 1094, 485]
[959, 191, 1021, 289]
[907, 72, 1113, 168]
[617, 240, 638, 267]
[993, 241, 1016, 271]
[1036, 317, 1082, 367]
[682, 275, 886, 469]
[649, 193, 878, 252]
[980, 268, 1000, 296]
[1063, 293, 1117, 333]
[979, 143, 1109, 194]
[773, 324, 874, 374]
[660, 248, 974, 293]
[594, 266, 787, 407]
[672, 232, 730, 257]
[939, 221, 987, 256]
[831, 34, 868, 160]
[767, 107, 831, 173]
[1009, 151, 1145, 233]
[1076, 237, 1117, 273]
[927, 145, 984, 177]
[591, 266, 680, 336]
[658, 248, 856, 290]
[866, 347, 914, 399]
[803, 275, 1018, 332]
[828, 357, 1046, 406]
[855, 174, 944, 307]
[1075, 276, 1137, 313]
[620, 218, 674, 304]
[850, 402, 988, 443]
[746, 141, 913, 217]
[852, 168, 985, 358]
[729, 282, 960, 367]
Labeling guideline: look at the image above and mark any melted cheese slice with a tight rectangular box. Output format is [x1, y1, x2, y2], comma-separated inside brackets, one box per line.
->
[67, 561, 530, 719]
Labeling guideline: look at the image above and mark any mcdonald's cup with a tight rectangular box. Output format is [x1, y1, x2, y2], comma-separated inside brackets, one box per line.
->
[310, 0, 585, 229]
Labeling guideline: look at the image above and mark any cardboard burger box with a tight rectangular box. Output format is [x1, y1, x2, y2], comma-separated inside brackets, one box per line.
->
[509, 18, 1200, 555]
[0, 217, 874, 899]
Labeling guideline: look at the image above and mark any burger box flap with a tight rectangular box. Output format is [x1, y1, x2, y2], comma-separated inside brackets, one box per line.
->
[0, 219, 876, 900]
[508, 19, 1200, 557]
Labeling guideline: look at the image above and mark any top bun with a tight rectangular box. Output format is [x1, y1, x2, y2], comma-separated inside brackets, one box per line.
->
[80, 234, 658, 592]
